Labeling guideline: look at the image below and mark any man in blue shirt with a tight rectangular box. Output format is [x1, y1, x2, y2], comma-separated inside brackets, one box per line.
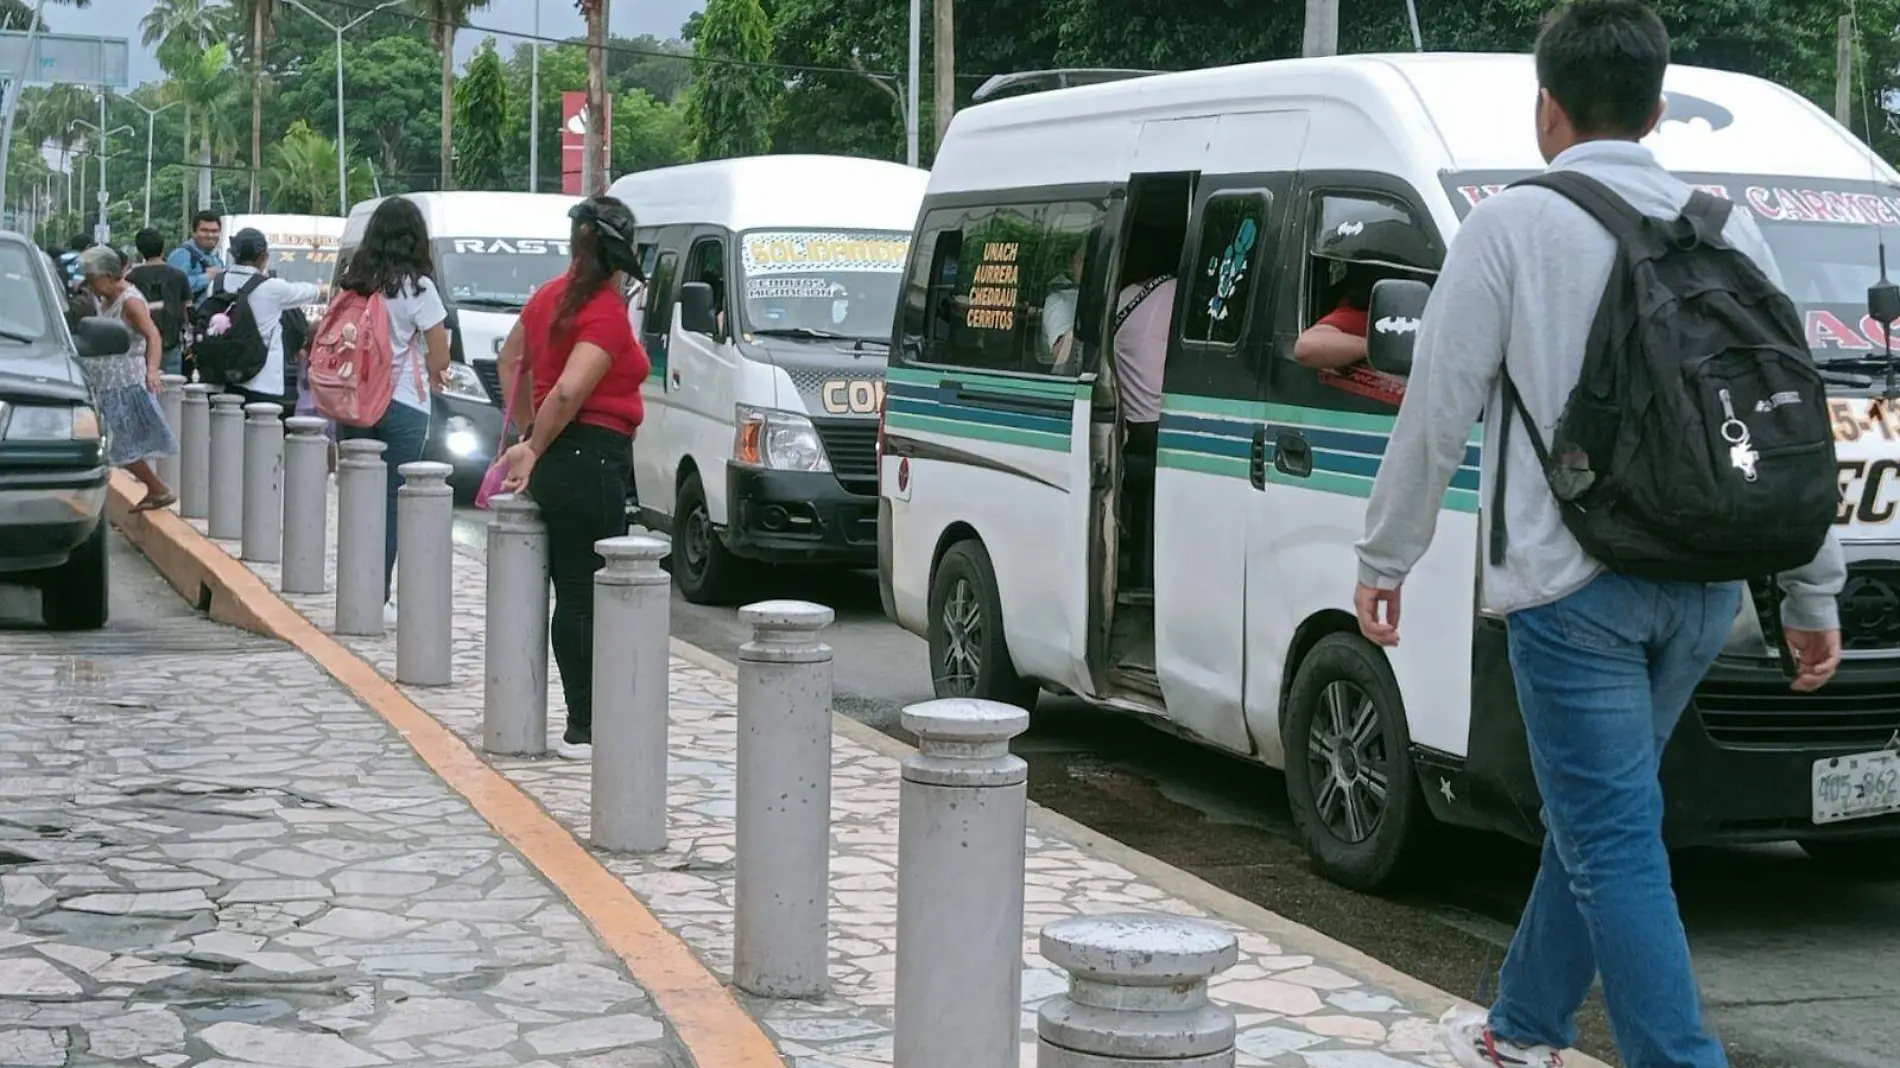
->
[166, 210, 225, 300]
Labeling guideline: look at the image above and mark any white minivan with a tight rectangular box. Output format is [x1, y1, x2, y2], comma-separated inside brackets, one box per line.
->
[609, 155, 926, 602]
[220, 212, 344, 320]
[338, 192, 579, 487]
[880, 54, 1900, 889]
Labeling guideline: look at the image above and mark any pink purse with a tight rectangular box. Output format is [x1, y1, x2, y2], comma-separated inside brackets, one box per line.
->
[474, 363, 520, 509]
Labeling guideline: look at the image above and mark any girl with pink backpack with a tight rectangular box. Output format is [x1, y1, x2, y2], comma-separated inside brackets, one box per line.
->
[312, 198, 450, 627]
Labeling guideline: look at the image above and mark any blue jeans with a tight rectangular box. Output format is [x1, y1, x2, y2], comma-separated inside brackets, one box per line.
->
[337, 401, 431, 601]
[161, 347, 182, 376]
[1493, 572, 1742, 1068]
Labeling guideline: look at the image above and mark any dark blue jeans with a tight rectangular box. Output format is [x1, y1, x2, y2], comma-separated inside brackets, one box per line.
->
[338, 401, 431, 601]
[1494, 572, 1742, 1068]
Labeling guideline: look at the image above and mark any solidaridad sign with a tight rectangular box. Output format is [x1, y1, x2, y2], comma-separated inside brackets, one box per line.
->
[0, 31, 131, 88]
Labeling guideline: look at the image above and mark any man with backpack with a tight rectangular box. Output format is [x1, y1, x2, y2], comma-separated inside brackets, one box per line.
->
[1353, 4, 1844, 1067]
[198, 228, 320, 412]
[167, 210, 225, 301]
[126, 228, 192, 377]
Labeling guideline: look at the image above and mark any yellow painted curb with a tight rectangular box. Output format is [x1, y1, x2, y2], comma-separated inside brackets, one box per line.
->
[108, 471, 782, 1068]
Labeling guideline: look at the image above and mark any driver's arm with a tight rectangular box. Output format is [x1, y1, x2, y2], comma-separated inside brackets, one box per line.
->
[1294, 323, 1369, 370]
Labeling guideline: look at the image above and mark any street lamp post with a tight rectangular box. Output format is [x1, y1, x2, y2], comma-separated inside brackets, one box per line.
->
[124, 98, 180, 229]
[529, 0, 540, 192]
[283, 0, 404, 216]
[72, 116, 132, 244]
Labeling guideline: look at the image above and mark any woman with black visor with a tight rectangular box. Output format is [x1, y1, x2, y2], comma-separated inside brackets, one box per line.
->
[496, 196, 651, 760]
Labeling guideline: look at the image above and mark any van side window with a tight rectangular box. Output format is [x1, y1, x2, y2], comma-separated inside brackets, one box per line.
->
[686, 237, 728, 339]
[644, 250, 678, 330]
[1182, 192, 1271, 348]
[899, 202, 1104, 376]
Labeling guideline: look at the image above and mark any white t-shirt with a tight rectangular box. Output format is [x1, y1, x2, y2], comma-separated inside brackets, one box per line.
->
[379, 277, 448, 412]
[222, 265, 322, 397]
[1112, 278, 1175, 424]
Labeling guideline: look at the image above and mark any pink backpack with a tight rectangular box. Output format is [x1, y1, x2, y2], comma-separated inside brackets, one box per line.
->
[308, 289, 398, 427]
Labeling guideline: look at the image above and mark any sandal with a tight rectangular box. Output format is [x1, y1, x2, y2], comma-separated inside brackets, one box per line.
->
[132, 491, 176, 513]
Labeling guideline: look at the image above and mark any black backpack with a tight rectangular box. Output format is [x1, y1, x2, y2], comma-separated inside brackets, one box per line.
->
[193, 272, 269, 386]
[1492, 171, 1837, 583]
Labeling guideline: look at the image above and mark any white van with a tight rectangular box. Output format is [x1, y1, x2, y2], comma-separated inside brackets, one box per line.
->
[220, 213, 344, 320]
[608, 156, 927, 602]
[880, 54, 1900, 889]
[338, 192, 579, 486]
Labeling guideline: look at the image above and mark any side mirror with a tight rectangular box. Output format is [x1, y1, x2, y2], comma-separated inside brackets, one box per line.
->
[1366, 279, 1431, 377]
[679, 282, 718, 336]
[72, 316, 134, 359]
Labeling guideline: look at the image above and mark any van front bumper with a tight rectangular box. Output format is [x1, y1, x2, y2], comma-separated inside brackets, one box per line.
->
[724, 464, 878, 566]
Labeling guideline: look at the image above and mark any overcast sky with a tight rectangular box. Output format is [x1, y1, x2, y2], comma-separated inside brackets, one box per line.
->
[52, 0, 705, 90]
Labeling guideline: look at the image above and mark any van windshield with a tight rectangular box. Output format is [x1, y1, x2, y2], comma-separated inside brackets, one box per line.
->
[1445, 172, 1900, 359]
[433, 237, 571, 313]
[270, 246, 337, 293]
[738, 229, 910, 341]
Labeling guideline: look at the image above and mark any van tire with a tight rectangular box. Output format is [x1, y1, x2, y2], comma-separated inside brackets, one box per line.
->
[1797, 837, 1900, 878]
[1284, 633, 1429, 892]
[43, 522, 109, 632]
[927, 540, 1037, 710]
[672, 472, 743, 605]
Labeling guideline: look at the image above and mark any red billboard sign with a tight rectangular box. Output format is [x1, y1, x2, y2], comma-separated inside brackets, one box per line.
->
[561, 91, 611, 194]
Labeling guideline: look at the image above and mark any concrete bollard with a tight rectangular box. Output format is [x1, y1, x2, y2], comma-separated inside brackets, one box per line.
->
[1037, 914, 1239, 1068]
[734, 600, 837, 999]
[207, 393, 246, 540]
[179, 384, 213, 519]
[483, 494, 551, 756]
[156, 374, 186, 494]
[894, 699, 1031, 1068]
[396, 461, 455, 685]
[240, 403, 285, 563]
[591, 535, 671, 854]
[334, 439, 388, 636]
[281, 417, 330, 595]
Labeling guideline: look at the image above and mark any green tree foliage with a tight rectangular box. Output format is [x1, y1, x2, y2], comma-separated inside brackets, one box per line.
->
[499, 37, 696, 189]
[412, 0, 494, 189]
[261, 119, 372, 212]
[455, 38, 510, 190]
[686, 0, 778, 161]
[614, 89, 693, 174]
[272, 35, 442, 192]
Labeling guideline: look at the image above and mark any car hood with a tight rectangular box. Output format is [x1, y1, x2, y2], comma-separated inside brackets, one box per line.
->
[0, 344, 87, 405]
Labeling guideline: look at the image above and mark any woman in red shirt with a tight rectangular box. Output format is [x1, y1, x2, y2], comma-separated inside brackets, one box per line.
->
[496, 196, 650, 759]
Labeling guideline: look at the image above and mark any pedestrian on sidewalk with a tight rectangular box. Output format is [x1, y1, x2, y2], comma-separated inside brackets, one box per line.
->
[126, 228, 192, 378]
[76, 245, 178, 512]
[167, 210, 224, 302]
[330, 198, 453, 627]
[1351, 4, 1845, 1068]
[212, 228, 322, 414]
[495, 196, 650, 761]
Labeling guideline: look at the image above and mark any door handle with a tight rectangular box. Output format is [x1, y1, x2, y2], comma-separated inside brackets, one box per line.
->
[1274, 430, 1313, 478]
[1249, 425, 1268, 490]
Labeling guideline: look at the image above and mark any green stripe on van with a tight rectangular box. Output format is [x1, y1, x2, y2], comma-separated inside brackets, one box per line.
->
[1158, 449, 1249, 480]
[885, 410, 1072, 452]
[888, 366, 1090, 400]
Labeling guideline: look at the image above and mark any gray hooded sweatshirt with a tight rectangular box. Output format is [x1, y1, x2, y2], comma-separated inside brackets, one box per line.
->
[1355, 139, 1846, 631]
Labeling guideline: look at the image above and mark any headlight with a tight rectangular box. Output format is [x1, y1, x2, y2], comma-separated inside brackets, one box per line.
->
[3, 404, 96, 440]
[438, 362, 489, 403]
[734, 404, 831, 473]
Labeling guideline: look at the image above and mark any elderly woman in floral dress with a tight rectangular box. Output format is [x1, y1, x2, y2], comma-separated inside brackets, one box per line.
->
[77, 245, 177, 511]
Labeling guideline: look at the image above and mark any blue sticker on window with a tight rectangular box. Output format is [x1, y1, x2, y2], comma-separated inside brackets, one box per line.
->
[1204, 217, 1257, 323]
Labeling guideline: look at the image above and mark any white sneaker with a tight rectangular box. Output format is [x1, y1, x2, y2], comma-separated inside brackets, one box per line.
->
[556, 741, 593, 761]
[1439, 1008, 1563, 1068]
[383, 601, 398, 630]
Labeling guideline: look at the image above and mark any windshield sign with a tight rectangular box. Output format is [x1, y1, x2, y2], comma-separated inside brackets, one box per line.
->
[739, 229, 909, 339]
[271, 246, 337, 292]
[435, 238, 570, 312]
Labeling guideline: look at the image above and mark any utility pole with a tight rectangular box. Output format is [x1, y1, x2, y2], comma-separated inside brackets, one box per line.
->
[932, 0, 953, 150]
[126, 98, 180, 228]
[906, 0, 920, 167]
[1302, 0, 1339, 58]
[529, 0, 540, 192]
[1836, 14, 1854, 127]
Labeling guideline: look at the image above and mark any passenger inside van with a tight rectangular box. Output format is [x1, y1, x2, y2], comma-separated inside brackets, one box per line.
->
[1038, 244, 1087, 372]
[1294, 196, 1439, 372]
[1294, 262, 1380, 370]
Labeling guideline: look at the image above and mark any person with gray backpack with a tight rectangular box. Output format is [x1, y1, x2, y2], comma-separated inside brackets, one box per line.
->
[1352, 4, 1844, 1067]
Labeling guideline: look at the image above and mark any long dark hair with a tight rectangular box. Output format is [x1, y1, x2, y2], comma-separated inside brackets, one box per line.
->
[339, 197, 436, 298]
[558, 196, 640, 322]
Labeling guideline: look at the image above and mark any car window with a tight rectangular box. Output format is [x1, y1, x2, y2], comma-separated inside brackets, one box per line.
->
[0, 244, 54, 342]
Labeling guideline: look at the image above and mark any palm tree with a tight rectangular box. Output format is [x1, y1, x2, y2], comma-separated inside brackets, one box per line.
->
[413, 0, 493, 191]
[262, 120, 369, 212]
[166, 42, 239, 219]
[232, 0, 278, 212]
[578, 0, 609, 194]
[140, 0, 232, 229]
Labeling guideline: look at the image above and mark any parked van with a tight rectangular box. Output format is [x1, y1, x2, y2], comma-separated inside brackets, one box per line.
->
[220, 212, 343, 319]
[880, 54, 1900, 889]
[337, 192, 579, 487]
[609, 156, 927, 602]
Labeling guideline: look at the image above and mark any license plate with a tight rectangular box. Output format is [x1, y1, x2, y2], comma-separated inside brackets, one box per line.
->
[1811, 748, 1900, 825]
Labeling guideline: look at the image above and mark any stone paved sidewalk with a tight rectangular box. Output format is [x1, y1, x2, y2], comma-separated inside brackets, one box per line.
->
[206, 490, 1462, 1068]
[0, 577, 686, 1067]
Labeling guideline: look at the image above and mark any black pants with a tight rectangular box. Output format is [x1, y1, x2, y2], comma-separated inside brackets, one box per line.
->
[528, 423, 633, 743]
[1122, 421, 1158, 589]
